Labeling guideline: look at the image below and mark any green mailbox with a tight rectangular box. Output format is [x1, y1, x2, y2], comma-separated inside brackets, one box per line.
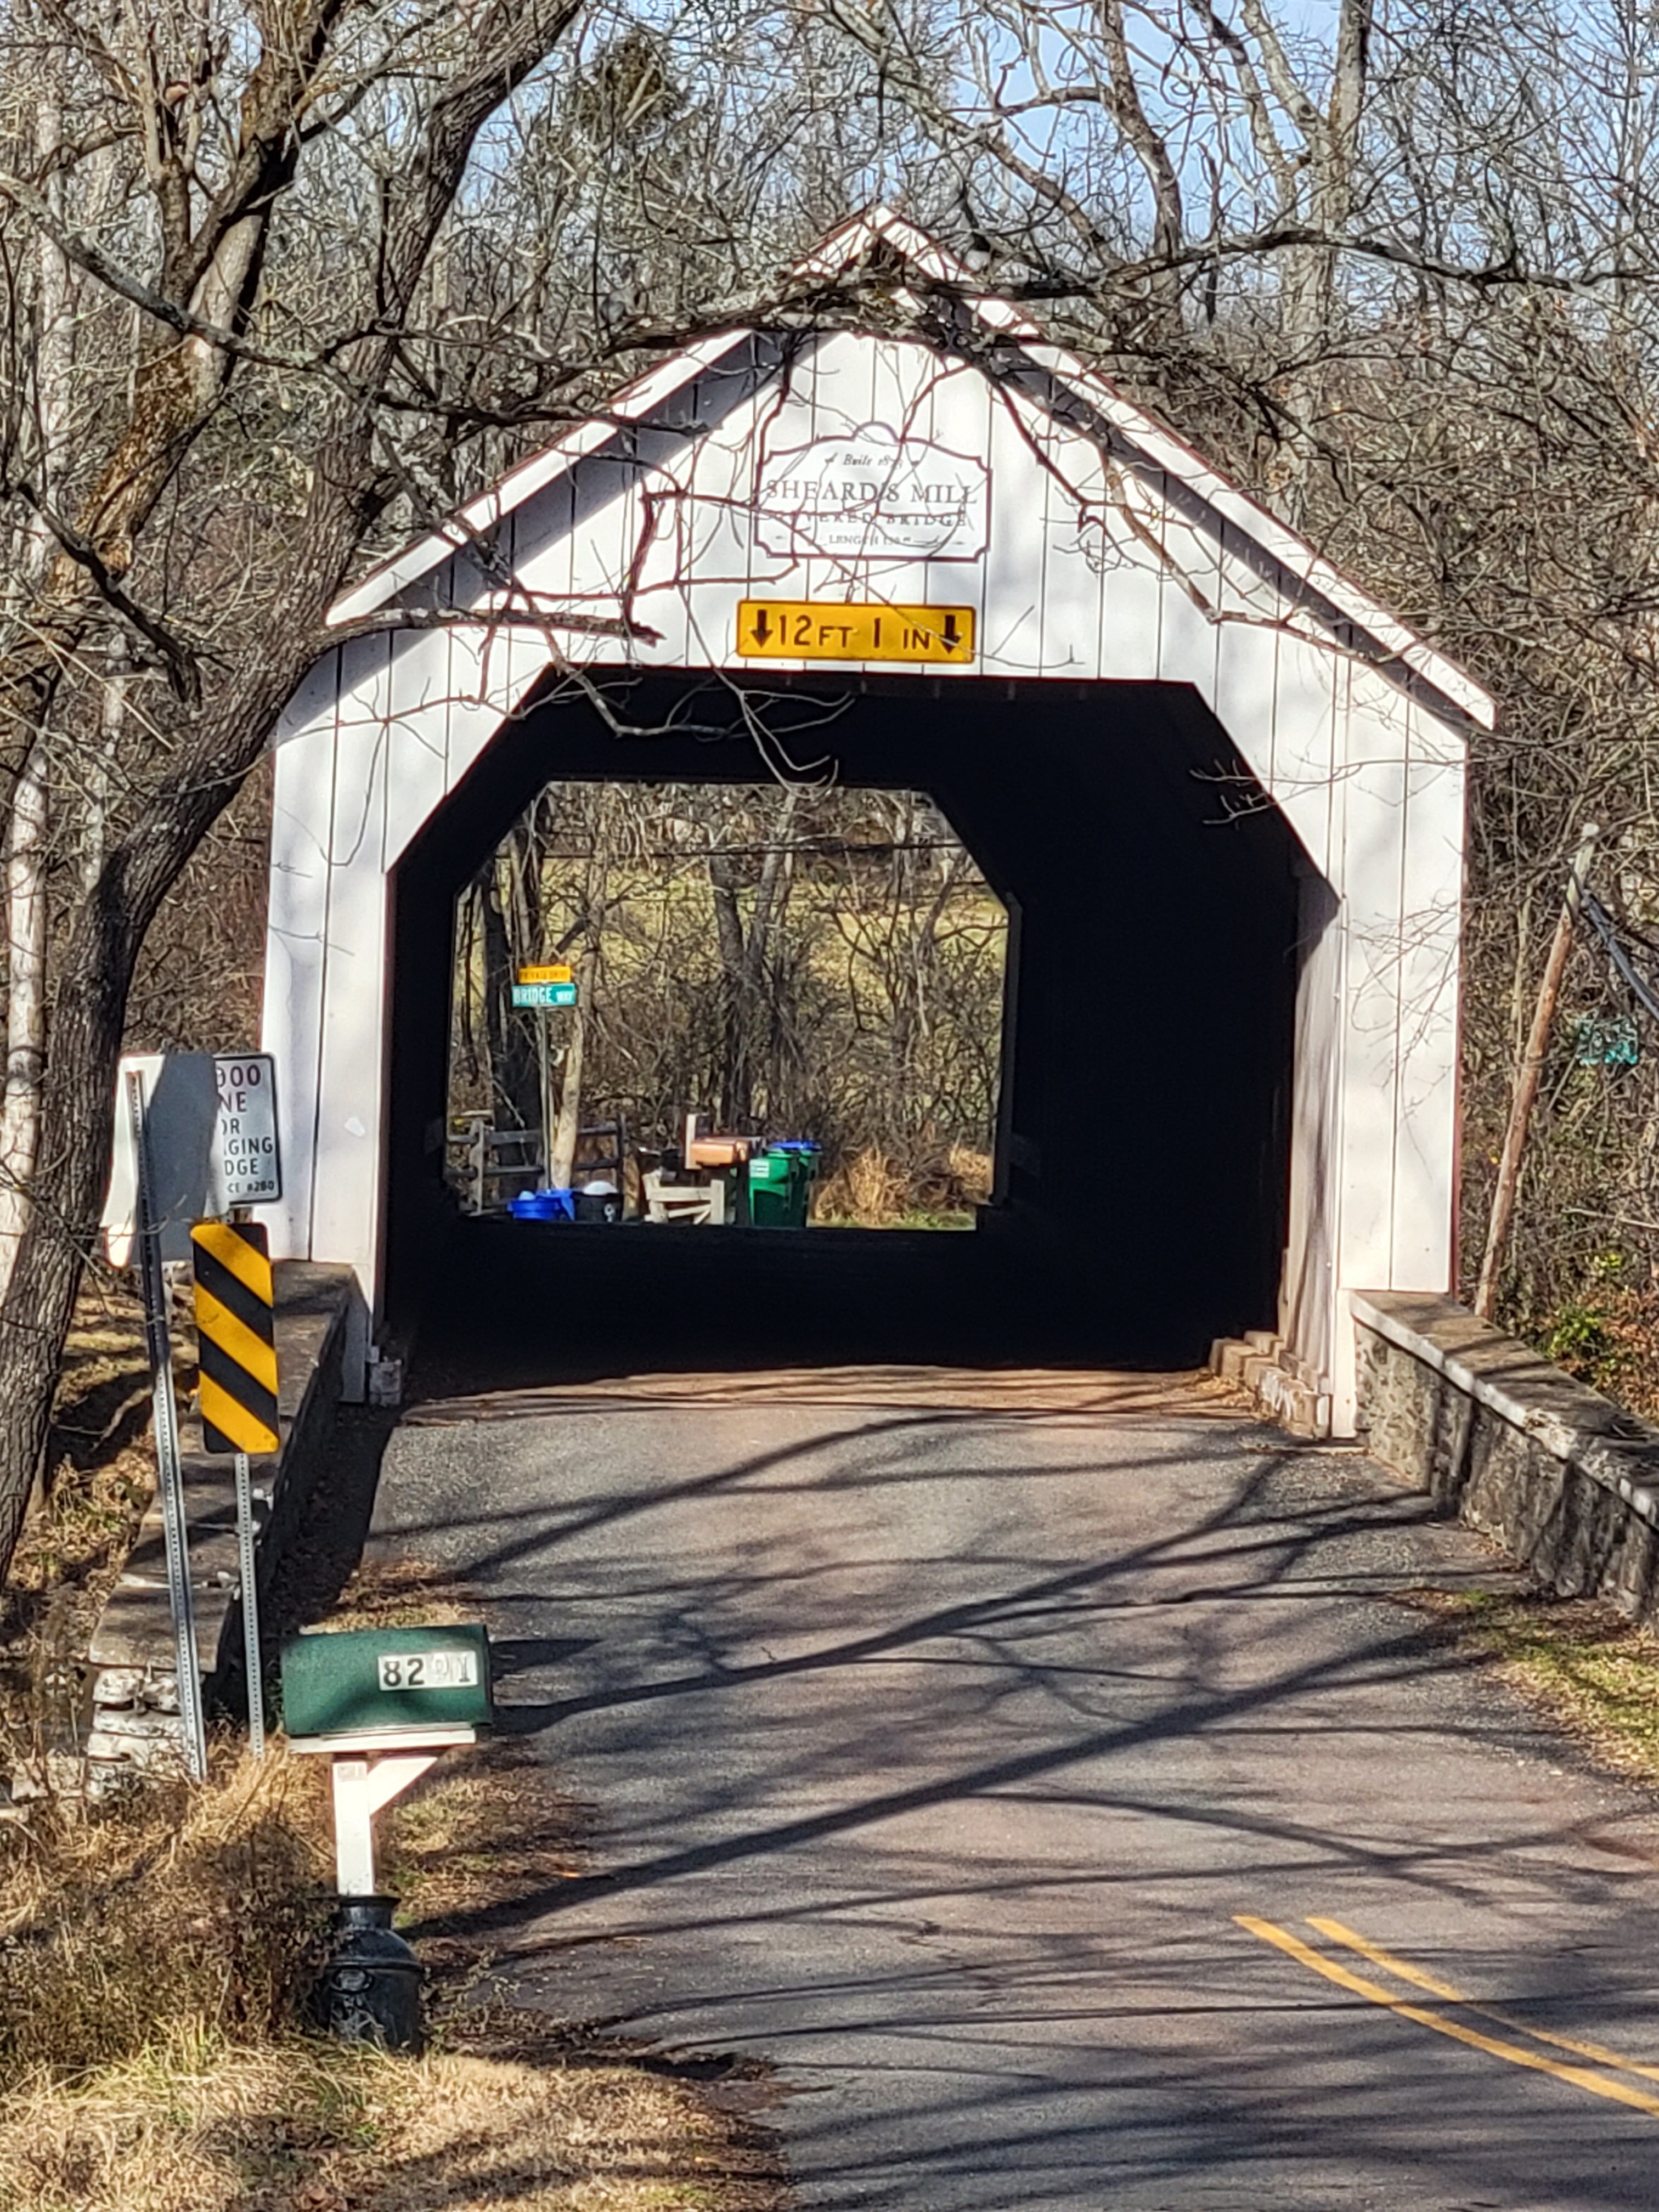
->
[280, 1623, 493, 1741]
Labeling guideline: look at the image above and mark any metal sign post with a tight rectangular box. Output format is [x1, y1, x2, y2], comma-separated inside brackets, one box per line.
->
[126, 1069, 208, 1782]
[535, 1007, 552, 1183]
[514, 967, 577, 1181]
[233, 1451, 264, 1758]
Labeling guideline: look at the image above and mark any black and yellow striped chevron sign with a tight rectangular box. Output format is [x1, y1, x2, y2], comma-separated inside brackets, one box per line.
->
[190, 1221, 279, 1455]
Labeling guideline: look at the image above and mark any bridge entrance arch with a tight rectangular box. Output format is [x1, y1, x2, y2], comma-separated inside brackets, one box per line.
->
[261, 213, 1489, 1433]
[384, 672, 1300, 1385]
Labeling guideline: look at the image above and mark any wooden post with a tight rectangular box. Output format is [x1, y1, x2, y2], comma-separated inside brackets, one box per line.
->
[330, 1748, 440, 1894]
[1474, 825, 1600, 1321]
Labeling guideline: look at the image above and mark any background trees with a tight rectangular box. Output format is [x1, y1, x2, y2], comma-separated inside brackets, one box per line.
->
[450, 783, 1007, 1214]
[4, 0, 1659, 1578]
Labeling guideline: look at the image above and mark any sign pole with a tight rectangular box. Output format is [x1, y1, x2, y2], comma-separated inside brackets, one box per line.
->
[127, 1069, 208, 1782]
[1474, 823, 1601, 1321]
[513, 967, 578, 1183]
[233, 1449, 266, 1758]
[537, 1006, 552, 1183]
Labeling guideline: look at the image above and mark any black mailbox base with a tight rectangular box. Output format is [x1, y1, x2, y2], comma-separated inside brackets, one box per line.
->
[312, 1895, 424, 2050]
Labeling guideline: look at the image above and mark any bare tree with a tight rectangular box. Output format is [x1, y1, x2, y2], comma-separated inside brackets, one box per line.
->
[0, 0, 592, 1577]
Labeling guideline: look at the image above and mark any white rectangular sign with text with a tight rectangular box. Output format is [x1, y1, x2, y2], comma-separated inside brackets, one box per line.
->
[213, 1054, 281, 1205]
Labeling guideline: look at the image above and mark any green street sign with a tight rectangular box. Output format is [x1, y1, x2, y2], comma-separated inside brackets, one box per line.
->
[280, 1624, 493, 1740]
[511, 981, 577, 1008]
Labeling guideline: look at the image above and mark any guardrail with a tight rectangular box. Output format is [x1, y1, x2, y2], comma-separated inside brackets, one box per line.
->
[1353, 1290, 1659, 1624]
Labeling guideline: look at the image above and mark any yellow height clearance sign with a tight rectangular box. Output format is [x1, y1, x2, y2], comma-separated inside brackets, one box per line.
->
[191, 1221, 279, 1455]
[736, 600, 975, 664]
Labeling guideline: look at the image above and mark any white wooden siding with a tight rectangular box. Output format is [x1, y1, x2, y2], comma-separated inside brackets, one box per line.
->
[262, 322, 1485, 1432]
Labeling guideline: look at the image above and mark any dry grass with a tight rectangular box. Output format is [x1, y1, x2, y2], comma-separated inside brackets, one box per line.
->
[0, 1534, 785, 2212]
[9, 1283, 154, 1603]
[323, 1554, 478, 1634]
[0, 2031, 381, 2212]
[385, 1740, 585, 1942]
[1403, 1585, 1659, 1783]
[0, 1741, 334, 2071]
[813, 1141, 991, 1227]
[2, 1283, 155, 1780]
[0, 2028, 770, 2212]
[0, 1734, 782, 2211]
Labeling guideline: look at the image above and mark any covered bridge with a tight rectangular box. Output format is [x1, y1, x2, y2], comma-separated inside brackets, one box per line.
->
[260, 211, 1489, 1434]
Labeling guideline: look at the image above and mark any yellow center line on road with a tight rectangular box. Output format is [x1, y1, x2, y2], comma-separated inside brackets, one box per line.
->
[1307, 1916, 1659, 2087]
[1234, 1916, 1659, 2120]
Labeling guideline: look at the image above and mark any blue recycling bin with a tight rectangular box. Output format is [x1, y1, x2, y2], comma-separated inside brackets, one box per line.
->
[508, 1188, 574, 1222]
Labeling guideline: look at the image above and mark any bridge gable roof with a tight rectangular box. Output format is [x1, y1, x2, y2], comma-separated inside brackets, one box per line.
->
[327, 208, 1492, 736]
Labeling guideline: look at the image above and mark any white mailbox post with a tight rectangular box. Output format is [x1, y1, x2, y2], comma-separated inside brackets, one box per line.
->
[281, 1623, 492, 2045]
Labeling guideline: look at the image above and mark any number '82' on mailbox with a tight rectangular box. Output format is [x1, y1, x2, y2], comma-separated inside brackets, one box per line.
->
[281, 1624, 493, 1740]
[377, 1647, 478, 1691]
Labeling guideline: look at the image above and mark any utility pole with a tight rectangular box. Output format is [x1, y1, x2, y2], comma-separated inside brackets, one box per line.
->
[1474, 825, 1600, 1322]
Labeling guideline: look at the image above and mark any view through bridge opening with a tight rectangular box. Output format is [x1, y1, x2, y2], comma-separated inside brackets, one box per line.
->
[443, 778, 1008, 1237]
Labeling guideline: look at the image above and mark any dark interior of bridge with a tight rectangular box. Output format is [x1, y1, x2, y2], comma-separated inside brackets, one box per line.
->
[386, 672, 1303, 1387]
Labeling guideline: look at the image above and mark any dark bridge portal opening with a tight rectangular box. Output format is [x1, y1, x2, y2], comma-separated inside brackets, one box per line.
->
[387, 674, 1301, 1387]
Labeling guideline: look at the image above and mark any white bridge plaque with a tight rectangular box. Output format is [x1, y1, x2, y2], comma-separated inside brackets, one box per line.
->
[755, 427, 989, 561]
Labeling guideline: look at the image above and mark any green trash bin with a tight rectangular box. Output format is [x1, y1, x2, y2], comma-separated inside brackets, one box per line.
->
[748, 1148, 797, 1227]
[749, 1142, 818, 1227]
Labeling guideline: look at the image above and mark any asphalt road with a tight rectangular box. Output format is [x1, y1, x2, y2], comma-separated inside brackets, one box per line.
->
[374, 1365, 1659, 2210]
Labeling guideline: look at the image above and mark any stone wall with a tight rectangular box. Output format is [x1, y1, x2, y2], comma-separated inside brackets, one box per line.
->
[1353, 1290, 1659, 1623]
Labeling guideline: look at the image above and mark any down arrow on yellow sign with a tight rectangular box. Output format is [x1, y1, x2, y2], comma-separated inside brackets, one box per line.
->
[736, 600, 975, 664]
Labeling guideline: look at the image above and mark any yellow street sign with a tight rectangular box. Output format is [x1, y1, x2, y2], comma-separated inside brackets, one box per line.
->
[516, 963, 573, 985]
[735, 600, 975, 664]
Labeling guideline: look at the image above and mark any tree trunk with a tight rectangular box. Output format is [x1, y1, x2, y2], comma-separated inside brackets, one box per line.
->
[0, 847, 154, 1576]
[1277, 0, 1373, 501]
[708, 788, 801, 1131]
[548, 945, 597, 1190]
[479, 865, 541, 1131]
[0, 60, 76, 1304]
[22, 56, 72, 580]
[81, 637, 129, 896]
[550, 791, 616, 1181]
[1096, 0, 1187, 340]
[707, 842, 748, 1129]
[0, 738, 50, 1302]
